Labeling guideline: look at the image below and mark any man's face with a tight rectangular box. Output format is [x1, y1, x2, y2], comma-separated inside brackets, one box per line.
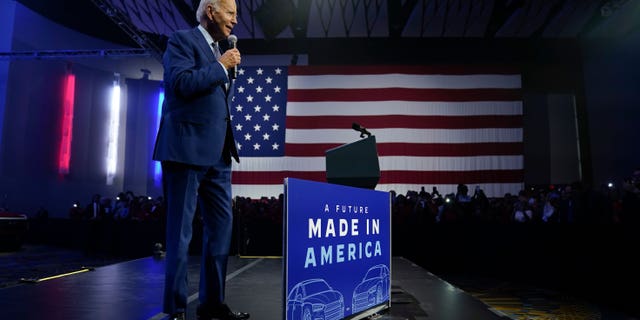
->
[207, 0, 237, 40]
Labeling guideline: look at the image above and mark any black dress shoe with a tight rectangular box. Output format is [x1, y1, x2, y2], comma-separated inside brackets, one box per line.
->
[169, 312, 185, 320]
[197, 303, 250, 320]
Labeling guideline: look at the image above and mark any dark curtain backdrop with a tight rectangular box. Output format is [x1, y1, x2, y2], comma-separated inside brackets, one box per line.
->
[0, 59, 163, 217]
[124, 77, 163, 198]
[1, 59, 65, 178]
[1, 60, 117, 183]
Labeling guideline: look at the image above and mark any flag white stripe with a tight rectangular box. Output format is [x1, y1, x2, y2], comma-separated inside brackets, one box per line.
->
[233, 155, 523, 172]
[379, 156, 523, 171]
[231, 183, 525, 199]
[288, 74, 522, 89]
[285, 101, 523, 116]
[284, 128, 523, 144]
[232, 184, 286, 199]
[377, 183, 525, 199]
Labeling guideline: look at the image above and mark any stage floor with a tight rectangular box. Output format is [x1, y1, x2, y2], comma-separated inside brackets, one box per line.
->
[0, 254, 517, 320]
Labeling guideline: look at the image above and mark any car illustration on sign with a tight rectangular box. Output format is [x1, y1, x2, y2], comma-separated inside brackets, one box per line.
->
[287, 278, 345, 320]
[351, 264, 390, 314]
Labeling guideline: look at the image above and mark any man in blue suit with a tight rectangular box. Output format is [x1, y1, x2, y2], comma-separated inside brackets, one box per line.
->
[153, 0, 248, 319]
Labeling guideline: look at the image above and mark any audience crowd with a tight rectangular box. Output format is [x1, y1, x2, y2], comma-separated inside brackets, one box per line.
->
[67, 191, 165, 222]
[17, 166, 638, 228]
[392, 178, 639, 226]
[56, 177, 639, 227]
[11, 168, 639, 256]
[231, 169, 640, 228]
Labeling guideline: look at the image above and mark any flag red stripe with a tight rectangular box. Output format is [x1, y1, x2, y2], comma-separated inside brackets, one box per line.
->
[287, 88, 522, 102]
[232, 170, 524, 185]
[285, 142, 524, 157]
[286, 115, 522, 129]
[288, 65, 521, 75]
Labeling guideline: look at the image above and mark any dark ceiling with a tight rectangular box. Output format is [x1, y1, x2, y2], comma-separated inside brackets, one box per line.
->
[17, 0, 139, 47]
[15, 0, 640, 57]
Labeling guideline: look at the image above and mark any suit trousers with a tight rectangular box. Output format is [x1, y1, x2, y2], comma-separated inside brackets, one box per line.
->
[161, 158, 233, 314]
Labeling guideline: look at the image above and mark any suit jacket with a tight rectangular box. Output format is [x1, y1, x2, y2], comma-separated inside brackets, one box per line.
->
[153, 27, 238, 166]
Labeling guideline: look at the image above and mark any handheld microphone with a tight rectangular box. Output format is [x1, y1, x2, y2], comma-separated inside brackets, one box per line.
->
[228, 34, 238, 79]
[352, 122, 371, 138]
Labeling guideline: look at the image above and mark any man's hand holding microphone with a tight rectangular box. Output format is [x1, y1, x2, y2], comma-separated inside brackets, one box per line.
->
[218, 34, 240, 79]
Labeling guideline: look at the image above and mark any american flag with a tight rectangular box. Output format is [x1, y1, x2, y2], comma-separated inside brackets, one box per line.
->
[230, 65, 523, 198]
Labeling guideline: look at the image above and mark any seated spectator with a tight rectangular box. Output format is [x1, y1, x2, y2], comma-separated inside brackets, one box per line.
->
[113, 193, 130, 220]
[456, 184, 471, 203]
[101, 196, 114, 220]
[542, 191, 560, 223]
[85, 194, 103, 220]
[69, 201, 84, 220]
[512, 190, 533, 222]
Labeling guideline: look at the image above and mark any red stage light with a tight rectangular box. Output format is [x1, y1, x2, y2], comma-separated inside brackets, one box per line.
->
[58, 73, 75, 174]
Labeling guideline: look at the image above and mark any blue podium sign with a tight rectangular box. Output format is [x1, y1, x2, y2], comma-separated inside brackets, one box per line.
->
[283, 178, 391, 320]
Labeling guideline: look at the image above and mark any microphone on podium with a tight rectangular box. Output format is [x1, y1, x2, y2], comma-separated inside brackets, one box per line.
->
[352, 122, 372, 138]
[228, 34, 238, 79]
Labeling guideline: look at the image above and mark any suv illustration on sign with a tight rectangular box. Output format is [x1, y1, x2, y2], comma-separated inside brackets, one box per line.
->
[351, 264, 390, 313]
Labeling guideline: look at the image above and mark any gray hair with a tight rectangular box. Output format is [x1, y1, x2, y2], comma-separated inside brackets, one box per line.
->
[195, 0, 221, 22]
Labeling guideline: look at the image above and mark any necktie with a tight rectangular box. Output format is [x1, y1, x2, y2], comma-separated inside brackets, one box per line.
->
[213, 41, 231, 90]
[212, 42, 221, 59]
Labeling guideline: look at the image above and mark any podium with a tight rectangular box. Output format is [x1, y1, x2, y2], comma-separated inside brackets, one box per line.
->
[283, 178, 391, 320]
[325, 136, 380, 189]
